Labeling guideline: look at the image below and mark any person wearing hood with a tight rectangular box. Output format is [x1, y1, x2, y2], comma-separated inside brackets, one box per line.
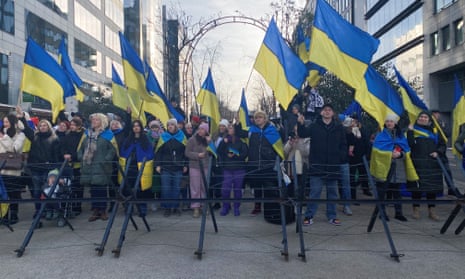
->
[407, 111, 445, 221]
[17, 107, 60, 218]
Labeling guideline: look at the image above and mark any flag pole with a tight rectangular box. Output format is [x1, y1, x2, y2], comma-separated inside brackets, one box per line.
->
[137, 100, 145, 120]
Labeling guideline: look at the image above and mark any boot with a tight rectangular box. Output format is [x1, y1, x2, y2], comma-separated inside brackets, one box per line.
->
[193, 208, 200, 218]
[233, 203, 240, 216]
[250, 203, 261, 216]
[412, 206, 420, 219]
[9, 210, 19, 225]
[100, 210, 109, 221]
[88, 209, 100, 222]
[220, 203, 230, 216]
[428, 207, 440, 221]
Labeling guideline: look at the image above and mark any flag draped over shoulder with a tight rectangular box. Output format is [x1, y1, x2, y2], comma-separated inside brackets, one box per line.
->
[452, 75, 465, 156]
[355, 65, 404, 128]
[58, 37, 85, 102]
[155, 130, 187, 152]
[394, 67, 448, 143]
[111, 64, 131, 111]
[238, 89, 251, 130]
[21, 37, 73, 122]
[196, 68, 221, 135]
[309, 0, 379, 90]
[370, 129, 418, 182]
[249, 124, 284, 159]
[254, 18, 307, 110]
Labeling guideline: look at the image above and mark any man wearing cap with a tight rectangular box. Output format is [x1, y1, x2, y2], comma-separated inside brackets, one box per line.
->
[297, 103, 347, 226]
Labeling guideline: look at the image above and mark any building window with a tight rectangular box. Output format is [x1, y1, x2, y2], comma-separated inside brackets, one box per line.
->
[26, 11, 66, 54]
[75, 39, 101, 73]
[74, 2, 102, 41]
[37, 0, 68, 19]
[435, 0, 457, 13]
[0, 0, 14, 35]
[431, 32, 439, 56]
[0, 52, 8, 103]
[441, 25, 451, 51]
[454, 19, 464, 45]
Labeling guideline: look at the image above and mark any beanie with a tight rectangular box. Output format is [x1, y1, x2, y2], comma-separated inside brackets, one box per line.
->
[219, 119, 229, 127]
[199, 123, 209, 134]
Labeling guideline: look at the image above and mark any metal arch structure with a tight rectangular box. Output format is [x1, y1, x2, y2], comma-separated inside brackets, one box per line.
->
[180, 15, 268, 117]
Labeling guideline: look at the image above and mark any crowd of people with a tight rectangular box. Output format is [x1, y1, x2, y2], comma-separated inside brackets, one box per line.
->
[0, 91, 463, 227]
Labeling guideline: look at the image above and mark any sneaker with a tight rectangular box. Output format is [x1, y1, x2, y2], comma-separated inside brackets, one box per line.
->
[151, 203, 158, 212]
[328, 218, 341, 226]
[213, 203, 221, 210]
[220, 208, 229, 216]
[234, 208, 240, 217]
[343, 206, 353, 216]
[164, 209, 171, 217]
[192, 208, 200, 218]
[303, 217, 313, 226]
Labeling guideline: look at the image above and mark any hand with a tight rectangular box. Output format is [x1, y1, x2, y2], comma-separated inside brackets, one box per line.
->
[223, 137, 228, 143]
[392, 151, 401, 159]
[227, 152, 234, 158]
[16, 106, 23, 118]
[126, 106, 132, 114]
[198, 152, 206, 159]
[430, 152, 438, 158]
[183, 166, 188, 173]
[156, 166, 161, 173]
[64, 154, 71, 161]
[408, 124, 414, 130]
[205, 136, 211, 142]
[297, 114, 305, 124]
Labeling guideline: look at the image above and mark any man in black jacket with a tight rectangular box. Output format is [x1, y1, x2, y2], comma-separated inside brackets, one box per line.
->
[297, 104, 347, 226]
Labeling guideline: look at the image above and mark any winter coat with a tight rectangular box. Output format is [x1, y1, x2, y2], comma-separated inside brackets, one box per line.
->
[247, 123, 279, 175]
[217, 137, 248, 170]
[78, 129, 117, 186]
[119, 135, 154, 191]
[155, 131, 187, 172]
[407, 125, 445, 194]
[297, 118, 347, 179]
[283, 137, 310, 175]
[60, 129, 85, 169]
[0, 131, 26, 176]
[185, 134, 209, 170]
[350, 126, 370, 165]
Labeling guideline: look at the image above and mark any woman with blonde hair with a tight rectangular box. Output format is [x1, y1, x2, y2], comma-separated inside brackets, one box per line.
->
[78, 113, 117, 221]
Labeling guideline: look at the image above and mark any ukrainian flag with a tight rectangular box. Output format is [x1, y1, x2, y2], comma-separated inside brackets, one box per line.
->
[355, 65, 404, 128]
[370, 128, 418, 182]
[394, 67, 448, 143]
[21, 37, 73, 122]
[0, 176, 8, 218]
[144, 64, 172, 125]
[207, 141, 218, 159]
[342, 100, 362, 120]
[155, 130, 187, 152]
[111, 64, 129, 111]
[254, 18, 307, 110]
[249, 124, 284, 159]
[452, 75, 465, 156]
[309, 0, 379, 90]
[144, 61, 184, 123]
[238, 89, 251, 130]
[196, 68, 221, 135]
[296, 25, 326, 87]
[58, 37, 85, 102]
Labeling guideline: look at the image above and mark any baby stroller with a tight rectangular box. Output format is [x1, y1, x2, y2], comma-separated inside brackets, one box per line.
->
[41, 168, 73, 227]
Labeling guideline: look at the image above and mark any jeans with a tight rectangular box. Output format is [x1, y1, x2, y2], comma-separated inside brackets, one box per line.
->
[161, 170, 183, 209]
[305, 176, 338, 220]
[339, 163, 351, 206]
[222, 169, 245, 209]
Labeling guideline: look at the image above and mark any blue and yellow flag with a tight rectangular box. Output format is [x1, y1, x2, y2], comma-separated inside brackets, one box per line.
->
[111, 64, 130, 111]
[58, 37, 85, 102]
[144, 64, 173, 125]
[342, 100, 362, 120]
[21, 37, 73, 122]
[155, 130, 187, 152]
[394, 67, 447, 143]
[296, 25, 326, 87]
[238, 89, 251, 131]
[355, 65, 404, 128]
[452, 75, 465, 156]
[309, 0, 379, 90]
[249, 124, 284, 159]
[144, 61, 184, 123]
[412, 125, 439, 144]
[370, 128, 418, 182]
[0, 176, 8, 218]
[207, 141, 218, 158]
[196, 68, 221, 135]
[254, 18, 307, 110]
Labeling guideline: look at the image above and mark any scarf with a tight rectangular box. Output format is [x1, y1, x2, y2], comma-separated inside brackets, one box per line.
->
[83, 129, 102, 165]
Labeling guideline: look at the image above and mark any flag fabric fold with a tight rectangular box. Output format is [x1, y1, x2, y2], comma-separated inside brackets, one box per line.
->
[58, 37, 85, 102]
[254, 18, 307, 110]
[355, 65, 404, 127]
[111, 64, 131, 111]
[249, 125, 284, 159]
[309, 0, 379, 90]
[452, 75, 465, 156]
[238, 89, 251, 130]
[196, 68, 221, 135]
[296, 25, 326, 87]
[21, 37, 73, 122]
[144, 64, 173, 125]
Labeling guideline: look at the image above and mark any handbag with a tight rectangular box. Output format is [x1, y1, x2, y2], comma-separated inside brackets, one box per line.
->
[0, 151, 23, 170]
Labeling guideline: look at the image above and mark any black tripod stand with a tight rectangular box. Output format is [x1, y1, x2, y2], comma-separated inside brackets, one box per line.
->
[112, 158, 151, 257]
[364, 156, 402, 262]
[15, 159, 71, 257]
[437, 157, 465, 234]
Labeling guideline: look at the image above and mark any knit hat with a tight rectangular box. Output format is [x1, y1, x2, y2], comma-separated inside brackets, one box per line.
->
[385, 113, 399, 124]
[167, 118, 178, 127]
[149, 120, 161, 128]
[342, 117, 353, 128]
[199, 123, 209, 134]
[48, 169, 59, 179]
[219, 119, 229, 127]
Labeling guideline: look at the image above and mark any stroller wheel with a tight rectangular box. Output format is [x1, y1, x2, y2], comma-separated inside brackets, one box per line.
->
[57, 218, 65, 227]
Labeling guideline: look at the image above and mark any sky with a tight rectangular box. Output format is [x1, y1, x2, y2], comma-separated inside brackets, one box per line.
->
[162, 0, 307, 111]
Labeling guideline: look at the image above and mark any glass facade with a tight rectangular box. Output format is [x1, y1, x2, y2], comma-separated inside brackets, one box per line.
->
[0, 0, 14, 35]
[431, 32, 439, 56]
[434, 0, 457, 13]
[393, 43, 423, 93]
[105, 26, 120, 54]
[372, 8, 423, 61]
[367, 0, 416, 34]
[37, 0, 68, 19]
[105, 0, 124, 30]
[26, 11, 66, 54]
[74, 39, 102, 74]
[74, 2, 101, 41]
[454, 19, 464, 45]
[441, 25, 451, 51]
[89, 0, 102, 9]
[0, 52, 8, 103]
